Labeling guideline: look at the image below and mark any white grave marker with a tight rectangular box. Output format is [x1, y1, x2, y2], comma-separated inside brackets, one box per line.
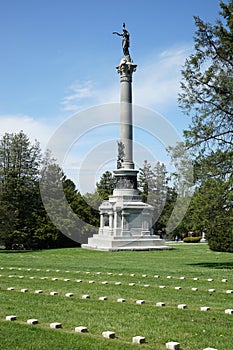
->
[132, 336, 146, 344]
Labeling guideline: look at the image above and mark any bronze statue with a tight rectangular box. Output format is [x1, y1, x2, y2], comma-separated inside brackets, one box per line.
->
[113, 23, 130, 56]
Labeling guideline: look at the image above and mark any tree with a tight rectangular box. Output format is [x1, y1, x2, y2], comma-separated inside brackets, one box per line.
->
[0, 131, 41, 248]
[178, 1, 233, 250]
[96, 171, 115, 200]
[179, 1, 233, 152]
[138, 160, 170, 233]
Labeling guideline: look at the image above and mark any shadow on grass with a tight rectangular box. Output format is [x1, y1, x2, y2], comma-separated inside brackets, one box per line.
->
[0, 250, 42, 254]
[188, 262, 233, 269]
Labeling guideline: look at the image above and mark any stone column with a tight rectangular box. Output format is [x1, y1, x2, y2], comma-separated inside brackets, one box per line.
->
[117, 57, 137, 169]
[109, 212, 113, 229]
[100, 212, 104, 228]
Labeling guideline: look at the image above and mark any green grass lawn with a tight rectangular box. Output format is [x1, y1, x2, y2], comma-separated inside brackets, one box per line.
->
[0, 244, 232, 349]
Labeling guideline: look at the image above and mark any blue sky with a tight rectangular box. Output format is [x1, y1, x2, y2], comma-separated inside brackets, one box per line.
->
[0, 0, 221, 192]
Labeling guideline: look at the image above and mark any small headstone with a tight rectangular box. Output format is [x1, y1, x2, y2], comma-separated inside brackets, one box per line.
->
[50, 291, 58, 296]
[75, 326, 88, 333]
[225, 309, 233, 314]
[132, 336, 146, 344]
[226, 290, 233, 294]
[118, 273, 123, 276]
[102, 281, 108, 285]
[64, 279, 70, 282]
[159, 286, 166, 289]
[102, 331, 115, 339]
[166, 341, 180, 350]
[154, 275, 160, 278]
[99, 296, 107, 301]
[76, 279, 82, 283]
[207, 278, 213, 282]
[142, 274, 147, 277]
[107, 272, 113, 275]
[7, 287, 14, 291]
[19, 276, 24, 279]
[115, 282, 121, 285]
[175, 287, 182, 290]
[52, 278, 58, 281]
[46, 269, 50, 272]
[8, 275, 13, 278]
[56, 269, 60, 272]
[144, 284, 150, 287]
[167, 276, 172, 279]
[50, 322, 62, 329]
[86, 271, 90, 274]
[35, 290, 43, 294]
[193, 277, 199, 280]
[89, 280, 95, 284]
[129, 283, 135, 286]
[178, 304, 187, 309]
[82, 294, 90, 299]
[41, 277, 48, 280]
[65, 293, 73, 297]
[21, 288, 28, 293]
[117, 298, 126, 303]
[156, 302, 165, 307]
[208, 289, 215, 292]
[203, 348, 218, 350]
[96, 272, 101, 275]
[191, 288, 198, 291]
[200, 306, 210, 311]
[130, 273, 135, 277]
[221, 279, 228, 282]
[27, 319, 38, 325]
[136, 300, 145, 304]
[6, 315, 16, 321]
[30, 277, 34, 279]
[180, 276, 185, 280]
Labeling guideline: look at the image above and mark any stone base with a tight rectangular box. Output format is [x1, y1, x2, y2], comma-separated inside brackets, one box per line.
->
[82, 235, 171, 251]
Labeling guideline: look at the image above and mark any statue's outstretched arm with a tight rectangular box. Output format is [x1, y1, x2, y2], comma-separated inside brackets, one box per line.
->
[113, 31, 123, 37]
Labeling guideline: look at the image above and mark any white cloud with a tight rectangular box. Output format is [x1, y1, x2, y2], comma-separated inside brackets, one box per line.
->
[133, 46, 190, 108]
[0, 114, 55, 151]
[61, 80, 97, 112]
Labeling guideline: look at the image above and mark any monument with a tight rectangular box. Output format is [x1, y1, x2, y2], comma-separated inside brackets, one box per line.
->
[82, 24, 170, 251]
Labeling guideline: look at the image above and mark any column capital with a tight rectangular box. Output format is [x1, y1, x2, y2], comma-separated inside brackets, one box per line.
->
[116, 57, 137, 82]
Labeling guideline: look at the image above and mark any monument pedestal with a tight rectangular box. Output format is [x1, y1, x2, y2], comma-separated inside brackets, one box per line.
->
[82, 171, 170, 251]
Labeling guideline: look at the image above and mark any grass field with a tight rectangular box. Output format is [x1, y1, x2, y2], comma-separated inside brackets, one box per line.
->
[0, 244, 232, 350]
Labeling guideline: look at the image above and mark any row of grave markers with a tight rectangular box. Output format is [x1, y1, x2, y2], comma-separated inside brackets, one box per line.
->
[5, 315, 219, 349]
[4, 286, 233, 314]
[0, 266, 231, 283]
[3, 274, 233, 295]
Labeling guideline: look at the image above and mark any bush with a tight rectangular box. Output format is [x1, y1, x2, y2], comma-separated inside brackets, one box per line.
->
[183, 236, 202, 243]
[206, 228, 233, 252]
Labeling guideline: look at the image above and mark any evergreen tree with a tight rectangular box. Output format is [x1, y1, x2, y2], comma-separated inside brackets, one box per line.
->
[138, 160, 171, 233]
[0, 131, 41, 248]
[178, 1, 233, 251]
[96, 171, 115, 200]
